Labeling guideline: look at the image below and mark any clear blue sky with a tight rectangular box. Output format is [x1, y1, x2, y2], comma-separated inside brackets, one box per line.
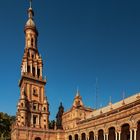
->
[0, 0, 140, 120]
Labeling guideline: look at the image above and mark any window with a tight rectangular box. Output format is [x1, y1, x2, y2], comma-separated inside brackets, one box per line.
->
[32, 54, 34, 59]
[33, 67, 35, 76]
[33, 104, 37, 110]
[21, 103, 24, 107]
[31, 38, 34, 46]
[33, 115, 37, 125]
[33, 88, 38, 97]
[27, 65, 30, 73]
[37, 68, 40, 78]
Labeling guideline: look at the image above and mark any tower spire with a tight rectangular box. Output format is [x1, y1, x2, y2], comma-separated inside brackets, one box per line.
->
[28, 0, 34, 20]
[76, 86, 80, 96]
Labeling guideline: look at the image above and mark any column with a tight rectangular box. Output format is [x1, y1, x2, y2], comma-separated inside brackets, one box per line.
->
[39, 87, 41, 102]
[25, 61, 27, 73]
[30, 64, 32, 74]
[40, 66, 42, 77]
[118, 132, 121, 140]
[115, 132, 117, 140]
[37, 115, 40, 126]
[31, 114, 33, 126]
[35, 65, 37, 76]
[106, 134, 108, 140]
[130, 129, 132, 140]
[65, 134, 68, 140]
[72, 135, 74, 140]
[78, 135, 80, 140]
[104, 134, 106, 140]
[87, 134, 89, 140]
[134, 129, 137, 140]
[94, 135, 96, 140]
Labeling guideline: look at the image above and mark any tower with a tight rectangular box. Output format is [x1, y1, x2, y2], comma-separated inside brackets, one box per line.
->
[15, 2, 49, 130]
[11, 2, 66, 140]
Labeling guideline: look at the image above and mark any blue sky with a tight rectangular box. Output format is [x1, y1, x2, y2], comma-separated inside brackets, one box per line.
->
[0, 0, 140, 120]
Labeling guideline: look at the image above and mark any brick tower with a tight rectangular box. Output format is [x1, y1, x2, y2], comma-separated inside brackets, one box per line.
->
[11, 2, 50, 140]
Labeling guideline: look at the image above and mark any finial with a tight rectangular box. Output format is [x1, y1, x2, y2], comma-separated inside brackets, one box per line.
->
[122, 90, 125, 105]
[29, 0, 32, 8]
[28, 0, 34, 19]
[109, 96, 112, 104]
[76, 86, 79, 96]
[122, 90, 125, 100]
[109, 96, 113, 109]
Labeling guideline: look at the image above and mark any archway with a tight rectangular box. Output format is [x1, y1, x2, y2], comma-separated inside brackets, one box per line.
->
[98, 129, 104, 140]
[81, 133, 86, 140]
[121, 123, 130, 140]
[75, 134, 78, 140]
[69, 135, 72, 140]
[108, 127, 115, 140]
[89, 131, 94, 140]
[137, 121, 140, 140]
[35, 137, 41, 140]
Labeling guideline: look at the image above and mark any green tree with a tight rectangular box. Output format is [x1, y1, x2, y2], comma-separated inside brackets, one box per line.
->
[0, 112, 15, 140]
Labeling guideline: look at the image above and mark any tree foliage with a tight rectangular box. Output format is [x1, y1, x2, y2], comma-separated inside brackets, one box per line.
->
[0, 112, 15, 140]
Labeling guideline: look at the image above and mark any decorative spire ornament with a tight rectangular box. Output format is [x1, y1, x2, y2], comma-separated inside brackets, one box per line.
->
[29, 0, 32, 8]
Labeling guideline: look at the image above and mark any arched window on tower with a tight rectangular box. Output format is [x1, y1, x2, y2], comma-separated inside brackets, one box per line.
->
[31, 38, 34, 46]
[44, 107, 46, 111]
[33, 115, 37, 125]
[33, 88, 38, 97]
[27, 65, 30, 73]
[33, 67, 35, 76]
[21, 103, 24, 107]
[37, 68, 40, 78]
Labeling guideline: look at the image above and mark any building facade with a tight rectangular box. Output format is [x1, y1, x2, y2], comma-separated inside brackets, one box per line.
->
[11, 3, 140, 140]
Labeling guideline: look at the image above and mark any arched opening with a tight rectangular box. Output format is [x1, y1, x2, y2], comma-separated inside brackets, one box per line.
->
[27, 65, 30, 73]
[121, 123, 130, 140]
[137, 121, 140, 140]
[21, 103, 24, 107]
[98, 129, 104, 140]
[108, 127, 115, 140]
[75, 134, 78, 140]
[33, 115, 37, 125]
[31, 38, 34, 46]
[35, 137, 41, 140]
[81, 133, 86, 140]
[37, 68, 40, 78]
[89, 131, 94, 140]
[69, 135, 72, 140]
[33, 67, 35, 76]
[44, 107, 46, 111]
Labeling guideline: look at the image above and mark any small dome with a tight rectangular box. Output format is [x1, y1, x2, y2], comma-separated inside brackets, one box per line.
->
[25, 18, 36, 28]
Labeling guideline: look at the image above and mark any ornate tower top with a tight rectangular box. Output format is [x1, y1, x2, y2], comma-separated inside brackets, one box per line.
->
[20, 0, 42, 78]
[25, 0, 38, 36]
[73, 89, 84, 108]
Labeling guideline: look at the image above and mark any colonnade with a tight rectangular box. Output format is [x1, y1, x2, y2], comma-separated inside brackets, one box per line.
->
[68, 121, 140, 140]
